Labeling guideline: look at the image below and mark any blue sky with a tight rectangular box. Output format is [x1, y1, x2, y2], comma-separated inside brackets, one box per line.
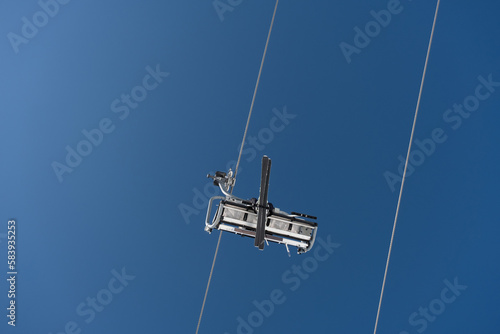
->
[1, 0, 499, 333]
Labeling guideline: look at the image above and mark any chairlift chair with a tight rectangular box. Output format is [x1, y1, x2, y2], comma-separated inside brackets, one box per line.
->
[205, 156, 318, 255]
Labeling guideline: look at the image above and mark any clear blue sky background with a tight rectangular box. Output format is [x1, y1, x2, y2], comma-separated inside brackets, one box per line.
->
[1, 0, 499, 333]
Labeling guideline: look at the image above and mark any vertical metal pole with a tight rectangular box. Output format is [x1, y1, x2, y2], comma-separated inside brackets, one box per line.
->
[255, 155, 271, 250]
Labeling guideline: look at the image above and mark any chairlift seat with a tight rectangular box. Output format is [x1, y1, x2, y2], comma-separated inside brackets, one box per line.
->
[205, 156, 318, 254]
